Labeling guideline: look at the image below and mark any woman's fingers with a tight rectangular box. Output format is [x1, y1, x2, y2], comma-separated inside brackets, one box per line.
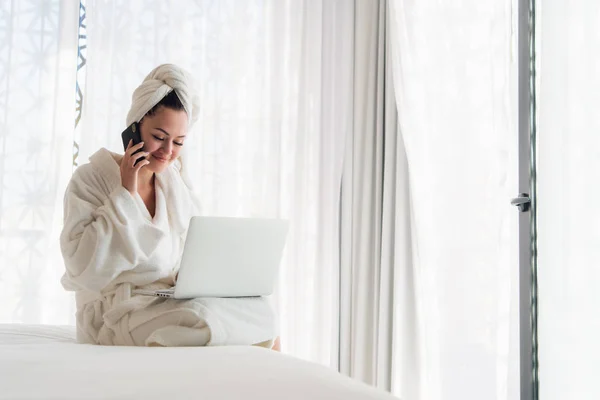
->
[134, 159, 151, 171]
[130, 152, 149, 168]
[133, 151, 149, 161]
[126, 141, 145, 156]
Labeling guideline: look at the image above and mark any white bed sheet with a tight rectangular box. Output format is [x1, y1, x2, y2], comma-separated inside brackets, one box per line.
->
[0, 324, 398, 400]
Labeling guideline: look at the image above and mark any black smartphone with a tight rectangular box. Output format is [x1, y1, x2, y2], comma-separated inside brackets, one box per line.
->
[121, 122, 146, 166]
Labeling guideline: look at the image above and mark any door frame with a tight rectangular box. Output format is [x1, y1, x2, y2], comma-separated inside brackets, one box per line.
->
[517, 0, 539, 399]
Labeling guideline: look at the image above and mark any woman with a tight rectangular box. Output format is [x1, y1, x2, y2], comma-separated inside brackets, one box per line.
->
[60, 64, 280, 349]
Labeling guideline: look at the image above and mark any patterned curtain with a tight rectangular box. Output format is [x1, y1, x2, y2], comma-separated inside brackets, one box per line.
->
[0, 0, 78, 324]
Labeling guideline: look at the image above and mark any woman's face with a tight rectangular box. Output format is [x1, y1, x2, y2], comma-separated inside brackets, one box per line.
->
[139, 107, 189, 173]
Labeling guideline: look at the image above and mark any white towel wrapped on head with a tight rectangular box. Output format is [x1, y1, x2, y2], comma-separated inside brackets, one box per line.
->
[126, 63, 200, 127]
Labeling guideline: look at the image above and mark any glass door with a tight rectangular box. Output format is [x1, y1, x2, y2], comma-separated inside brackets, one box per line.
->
[535, 0, 600, 399]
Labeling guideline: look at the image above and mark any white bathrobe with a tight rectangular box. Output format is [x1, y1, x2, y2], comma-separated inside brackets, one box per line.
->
[60, 147, 277, 347]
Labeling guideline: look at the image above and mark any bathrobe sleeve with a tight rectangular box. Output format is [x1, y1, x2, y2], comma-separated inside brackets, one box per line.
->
[60, 165, 166, 293]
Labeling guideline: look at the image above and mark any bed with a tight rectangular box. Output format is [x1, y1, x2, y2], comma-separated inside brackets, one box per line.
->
[0, 324, 399, 399]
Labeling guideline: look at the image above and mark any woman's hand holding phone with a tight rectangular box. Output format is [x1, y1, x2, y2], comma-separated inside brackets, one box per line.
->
[121, 140, 150, 194]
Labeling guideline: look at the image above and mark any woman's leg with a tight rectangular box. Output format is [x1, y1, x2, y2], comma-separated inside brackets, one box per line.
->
[129, 307, 210, 346]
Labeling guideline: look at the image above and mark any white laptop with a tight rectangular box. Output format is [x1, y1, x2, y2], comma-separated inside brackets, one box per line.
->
[134, 216, 289, 299]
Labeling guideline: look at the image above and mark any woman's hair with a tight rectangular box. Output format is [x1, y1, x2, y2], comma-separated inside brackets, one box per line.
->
[145, 90, 185, 118]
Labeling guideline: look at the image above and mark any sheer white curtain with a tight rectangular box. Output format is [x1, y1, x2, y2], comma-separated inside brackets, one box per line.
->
[388, 1, 520, 399]
[75, 0, 354, 365]
[0, 0, 78, 324]
[537, 1, 600, 399]
[338, 0, 404, 394]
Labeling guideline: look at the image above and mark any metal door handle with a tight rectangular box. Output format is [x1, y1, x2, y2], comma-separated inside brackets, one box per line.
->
[511, 193, 531, 212]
